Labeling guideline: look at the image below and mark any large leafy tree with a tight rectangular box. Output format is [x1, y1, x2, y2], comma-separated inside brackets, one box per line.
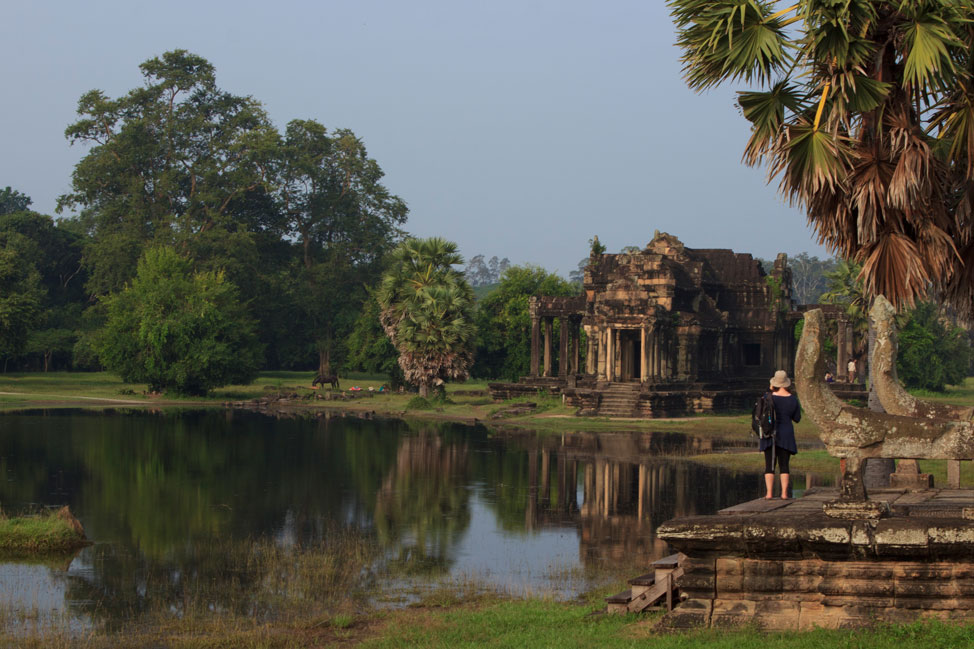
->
[58, 49, 278, 296]
[669, 1, 974, 315]
[0, 210, 87, 370]
[0, 231, 43, 368]
[0, 187, 32, 215]
[377, 238, 475, 398]
[275, 119, 406, 376]
[473, 265, 580, 380]
[98, 246, 261, 395]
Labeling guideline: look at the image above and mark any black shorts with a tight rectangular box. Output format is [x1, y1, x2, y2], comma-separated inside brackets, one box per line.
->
[764, 446, 792, 474]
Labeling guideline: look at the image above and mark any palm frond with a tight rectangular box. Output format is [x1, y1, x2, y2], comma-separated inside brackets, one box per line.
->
[738, 81, 806, 165]
[669, 0, 791, 91]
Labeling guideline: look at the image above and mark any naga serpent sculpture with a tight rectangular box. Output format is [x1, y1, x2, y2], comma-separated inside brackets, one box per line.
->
[794, 307, 974, 511]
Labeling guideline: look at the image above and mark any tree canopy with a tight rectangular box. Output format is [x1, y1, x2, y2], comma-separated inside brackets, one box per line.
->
[59, 49, 278, 296]
[669, 0, 974, 316]
[473, 265, 580, 380]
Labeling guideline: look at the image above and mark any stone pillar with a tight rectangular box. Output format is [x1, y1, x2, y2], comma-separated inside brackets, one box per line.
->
[543, 318, 553, 377]
[559, 317, 569, 378]
[530, 315, 541, 376]
[597, 326, 607, 380]
[837, 316, 849, 380]
[948, 460, 962, 488]
[573, 319, 581, 374]
[586, 326, 597, 375]
[640, 326, 649, 383]
[615, 329, 622, 382]
[606, 327, 614, 382]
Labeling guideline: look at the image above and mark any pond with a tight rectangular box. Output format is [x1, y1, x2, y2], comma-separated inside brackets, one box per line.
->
[0, 408, 826, 630]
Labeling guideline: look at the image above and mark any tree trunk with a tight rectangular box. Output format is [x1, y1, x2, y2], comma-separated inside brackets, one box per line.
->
[44, 351, 50, 372]
[863, 307, 895, 488]
[318, 348, 331, 378]
[419, 382, 430, 398]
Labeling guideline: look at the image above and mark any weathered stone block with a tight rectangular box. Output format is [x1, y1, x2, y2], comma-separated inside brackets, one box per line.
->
[658, 598, 712, 629]
[874, 519, 930, 557]
[754, 600, 801, 630]
[711, 598, 755, 628]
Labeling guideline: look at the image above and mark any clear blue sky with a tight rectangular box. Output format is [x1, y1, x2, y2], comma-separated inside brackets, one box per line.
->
[1, 0, 829, 276]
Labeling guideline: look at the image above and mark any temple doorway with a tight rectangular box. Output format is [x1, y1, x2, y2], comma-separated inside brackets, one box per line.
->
[619, 330, 642, 382]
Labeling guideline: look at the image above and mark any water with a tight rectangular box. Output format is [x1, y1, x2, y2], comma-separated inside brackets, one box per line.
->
[0, 408, 804, 628]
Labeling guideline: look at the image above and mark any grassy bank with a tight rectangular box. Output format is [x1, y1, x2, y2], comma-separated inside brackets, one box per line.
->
[0, 507, 88, 555]
[5, 595, 974, 648]
[0, 371, 785, 441]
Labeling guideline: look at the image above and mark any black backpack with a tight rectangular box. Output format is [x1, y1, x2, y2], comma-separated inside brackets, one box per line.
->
[751, 392, 776, 439]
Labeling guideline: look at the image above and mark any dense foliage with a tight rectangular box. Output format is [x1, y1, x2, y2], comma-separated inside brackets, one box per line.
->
[98, 246, 261, 395]
[896, 302, 971, 393]
[377, 238, 475, 397]
[0, 50, 407, 390]
[472, 265, 580, 380]
[670, 1, 974, 316]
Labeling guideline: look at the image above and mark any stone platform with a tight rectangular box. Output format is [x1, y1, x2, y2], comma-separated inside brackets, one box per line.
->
[657, 488, 974, 629]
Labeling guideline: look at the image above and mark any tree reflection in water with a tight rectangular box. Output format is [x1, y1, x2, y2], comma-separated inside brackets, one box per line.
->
[0, 409, 828, 627]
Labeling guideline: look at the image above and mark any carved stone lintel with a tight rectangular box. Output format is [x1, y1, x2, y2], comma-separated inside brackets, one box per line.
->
[823, 499, 890, 520]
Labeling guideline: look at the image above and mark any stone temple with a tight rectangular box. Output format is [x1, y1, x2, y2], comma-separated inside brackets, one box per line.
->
[489, 232, 803, 416]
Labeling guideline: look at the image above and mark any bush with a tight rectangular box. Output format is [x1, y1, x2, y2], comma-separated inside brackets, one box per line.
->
[97, 246, 262, 395]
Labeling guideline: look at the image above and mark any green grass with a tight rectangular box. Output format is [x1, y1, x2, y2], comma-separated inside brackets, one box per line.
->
[0, 509, 88, 554]
[8, 593, 974, 648]
[357, 600, 974, 649]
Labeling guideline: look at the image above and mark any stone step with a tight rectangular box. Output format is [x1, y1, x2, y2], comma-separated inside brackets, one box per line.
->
[605, 589, 633, 614]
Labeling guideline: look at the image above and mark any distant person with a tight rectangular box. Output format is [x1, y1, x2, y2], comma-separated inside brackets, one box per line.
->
[762, 370, 801, 500]
[847, 358, 857, 383]
[824, 371, 834, 383]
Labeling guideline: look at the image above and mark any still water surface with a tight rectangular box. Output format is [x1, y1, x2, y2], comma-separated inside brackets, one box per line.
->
[0, 408, 796, 627]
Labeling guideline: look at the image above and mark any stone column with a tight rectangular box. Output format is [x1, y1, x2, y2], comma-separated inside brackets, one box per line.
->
[836, 316, 849, 380]
[640, 326, 649, 383]
[543, 317, 553, 377]
[597, 326, 607, 380]
[573, 319, 581, 374]
[530, 315, 541, 377]
[606, 327, 614, 382]
[559, 317, 570, 377]
[585, 326, 597, 375]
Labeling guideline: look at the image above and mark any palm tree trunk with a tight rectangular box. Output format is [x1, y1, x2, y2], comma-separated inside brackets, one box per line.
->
[419, 382, 430, 399]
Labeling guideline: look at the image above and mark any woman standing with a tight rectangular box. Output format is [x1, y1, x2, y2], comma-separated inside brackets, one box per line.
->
[763, 370, 801, 499]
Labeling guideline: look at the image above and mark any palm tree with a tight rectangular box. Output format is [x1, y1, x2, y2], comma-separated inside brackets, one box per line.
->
[820, 259, 869, 356]
[377, 238, 476, 398]
[669, 1, 974, 316]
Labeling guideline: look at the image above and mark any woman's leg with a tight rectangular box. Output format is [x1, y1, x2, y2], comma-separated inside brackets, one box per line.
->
[777, 449, 792, 499]
[763, 447, 775, 498]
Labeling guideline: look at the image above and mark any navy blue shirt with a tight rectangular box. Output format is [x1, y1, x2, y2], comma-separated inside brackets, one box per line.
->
[759, 392, 801, 454]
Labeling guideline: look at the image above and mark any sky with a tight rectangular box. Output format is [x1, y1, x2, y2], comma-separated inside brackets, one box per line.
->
[1, 0, 830, 276]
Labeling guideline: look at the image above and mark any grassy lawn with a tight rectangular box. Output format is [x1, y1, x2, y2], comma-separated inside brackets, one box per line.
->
[5, 593, 974, 648]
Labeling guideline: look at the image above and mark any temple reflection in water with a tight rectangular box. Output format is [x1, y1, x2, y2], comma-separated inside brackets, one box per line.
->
[502, 430, 755, 566]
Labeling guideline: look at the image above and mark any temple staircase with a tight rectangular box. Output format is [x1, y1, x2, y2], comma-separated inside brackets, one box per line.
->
[606, 554, 684, 614]
[596, 383, 642, 417]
